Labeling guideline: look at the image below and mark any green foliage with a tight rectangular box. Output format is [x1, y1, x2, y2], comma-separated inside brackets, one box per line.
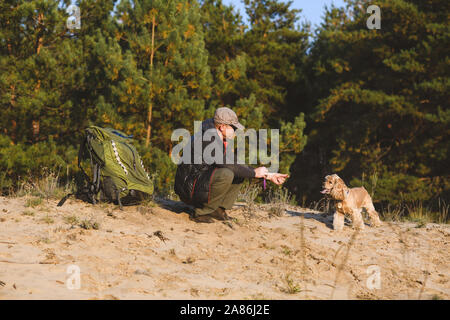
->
[279, 114, 307, 173]
[199, 0, 248, 110]
[289, 0, 449, 208]
[350, 172, 449, 205]
[241, 0, 310, 121]
[115, 0, 212, 148]
[136, 142, 177, 196]
[200, 0, 309, 174]
[0, 135, 67, 189]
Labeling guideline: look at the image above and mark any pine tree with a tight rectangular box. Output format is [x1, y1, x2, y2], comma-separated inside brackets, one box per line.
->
[1, 0, 71, 144]
[0, 0, 83, 185]
[115, 0, 212, 151]
[290, 0, 449, 205]
[200, 0, 309, 173]
[199, 0, 249, 111]
[242, 0, 310, 121]
[0, 0, 138, 186]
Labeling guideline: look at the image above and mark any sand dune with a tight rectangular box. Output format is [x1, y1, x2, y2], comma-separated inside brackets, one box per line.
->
[0, 196, 448, 300]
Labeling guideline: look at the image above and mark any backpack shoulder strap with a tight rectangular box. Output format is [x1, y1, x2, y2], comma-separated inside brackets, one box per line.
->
[57, 135, 102, 207]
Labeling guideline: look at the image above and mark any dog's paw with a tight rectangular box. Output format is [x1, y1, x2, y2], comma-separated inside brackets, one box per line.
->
[352, 222, 365, 230]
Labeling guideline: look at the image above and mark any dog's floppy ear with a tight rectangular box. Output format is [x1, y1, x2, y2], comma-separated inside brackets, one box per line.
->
[330, 176, 346, 200]
[325, 174, 338, 182]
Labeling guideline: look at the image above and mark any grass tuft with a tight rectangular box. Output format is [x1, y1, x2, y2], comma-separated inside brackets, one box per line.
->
[381, 199, 449, 224]
[238, 182, 261, 218]
[267, 187, 292, 217]
[40, 215, 54, 224]
[25, 197, 43, 208]
[22, 210, 35, 216]
[281, 273, 301, 294]
[79, 219, 100, 230]
[64, 215, 79, 227]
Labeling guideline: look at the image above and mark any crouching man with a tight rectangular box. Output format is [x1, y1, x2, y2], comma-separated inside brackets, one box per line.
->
[174, 107, 289, 223]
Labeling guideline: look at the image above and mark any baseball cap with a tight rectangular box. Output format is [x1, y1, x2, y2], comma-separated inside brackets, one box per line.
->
[213, 107, 245, 130]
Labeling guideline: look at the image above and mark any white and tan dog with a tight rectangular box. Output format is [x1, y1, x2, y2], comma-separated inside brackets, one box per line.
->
[321, 174, 382, 231]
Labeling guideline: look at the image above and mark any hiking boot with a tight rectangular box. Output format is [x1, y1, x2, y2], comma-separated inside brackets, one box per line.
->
[209, 207, 231, 221]
[189, 213, 214, 223]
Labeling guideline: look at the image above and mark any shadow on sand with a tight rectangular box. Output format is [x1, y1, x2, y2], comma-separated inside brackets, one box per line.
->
[285, 209, 335, 229]
[153, 197, 194, 215]
[153, 197, 350, 230]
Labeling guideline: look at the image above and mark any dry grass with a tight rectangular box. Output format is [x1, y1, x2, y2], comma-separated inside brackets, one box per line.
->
[12, 167, 76, 201]
[308, 197, 333, 214]
[64, 215, 79, 227]
[79, 219, 100, 230]
[25, 197, 43, 208]
[298, 212, 309, 298]
[381, 199, 449, 224]
[280, 273, 301, 294]
[381, 203, 405, 222]
[238, 182, 261, 218]
[267, 187, 292, 217]
[238, 183, 294, 219]
[330, 229, 360, 299]
[281, 245, 292, 256]
[386, 222, 415, 299]
[40, 214, 54, 225]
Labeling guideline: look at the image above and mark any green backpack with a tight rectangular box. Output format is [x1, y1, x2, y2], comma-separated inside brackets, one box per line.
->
[58, 126, 154, 208]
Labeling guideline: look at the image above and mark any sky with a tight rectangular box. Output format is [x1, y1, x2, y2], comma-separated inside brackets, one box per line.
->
[221, 0, 347, 30]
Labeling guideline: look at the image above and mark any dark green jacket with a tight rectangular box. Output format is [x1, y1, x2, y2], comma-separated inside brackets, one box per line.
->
[174, 118, 255, 207]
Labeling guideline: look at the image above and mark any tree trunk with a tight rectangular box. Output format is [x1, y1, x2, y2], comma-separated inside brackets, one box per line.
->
[9, 84, 16, 140]
[32, 120, 40, 142]
[145, 15, 156, 147]
[32, 12, 44, 143]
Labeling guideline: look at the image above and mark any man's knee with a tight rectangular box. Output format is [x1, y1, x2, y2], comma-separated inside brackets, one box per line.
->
[214, 168, 234, 184]
[232, 176, 244, 184]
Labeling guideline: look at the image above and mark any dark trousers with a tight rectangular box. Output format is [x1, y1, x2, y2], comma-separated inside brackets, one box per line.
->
[195, 168, 243, 216]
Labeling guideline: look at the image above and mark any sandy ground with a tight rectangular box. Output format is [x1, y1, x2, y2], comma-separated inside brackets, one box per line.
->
[0, 195, 448, 300]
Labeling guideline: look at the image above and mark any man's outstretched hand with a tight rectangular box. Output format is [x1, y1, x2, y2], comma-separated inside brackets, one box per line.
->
[254, 167, 269, 178]
[265, 172, 289, 185]
[254, 167, 289, 185]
